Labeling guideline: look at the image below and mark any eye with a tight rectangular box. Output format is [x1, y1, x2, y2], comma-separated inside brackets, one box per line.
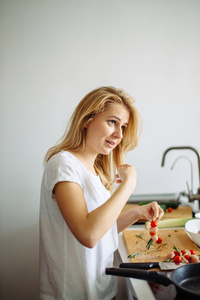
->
[108, 120, 116, 125]
[121, 126, 126, 132]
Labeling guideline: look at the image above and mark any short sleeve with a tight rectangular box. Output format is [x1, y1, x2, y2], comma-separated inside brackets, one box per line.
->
[43, 152, 83, 197]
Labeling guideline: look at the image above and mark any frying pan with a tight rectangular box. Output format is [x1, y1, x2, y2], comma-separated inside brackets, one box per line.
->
[106, 263, 200, 298]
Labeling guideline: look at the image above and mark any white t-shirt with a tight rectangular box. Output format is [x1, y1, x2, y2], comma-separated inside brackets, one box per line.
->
[39, 151, 118, 300]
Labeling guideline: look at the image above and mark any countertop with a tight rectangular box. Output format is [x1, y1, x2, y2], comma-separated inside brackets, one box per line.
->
[117, 223, 192, 300]
[116, 205, 194, 299]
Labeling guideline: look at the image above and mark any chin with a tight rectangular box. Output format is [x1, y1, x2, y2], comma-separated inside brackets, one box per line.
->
[100, 149, 112, 156]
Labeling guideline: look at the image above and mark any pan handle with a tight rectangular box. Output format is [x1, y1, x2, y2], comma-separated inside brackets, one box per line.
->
[105, 267, 172, 287]
[120, 262, 159, 269]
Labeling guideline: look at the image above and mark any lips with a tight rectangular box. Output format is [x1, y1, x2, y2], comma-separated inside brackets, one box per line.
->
[106, 140, 116, 147]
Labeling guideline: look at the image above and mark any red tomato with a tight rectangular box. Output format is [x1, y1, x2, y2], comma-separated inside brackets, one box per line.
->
[167, 207, 173, 212]
[174, 256, 182, 263]
[190, 250, 195, 255]
[156, 237, 162, 244]
[184, 254, 191, 262]
[150, 231, 157, 236]
[174, 251, 180, 256]
[151, 221, 157, 228]
[181, 250, 186, 255]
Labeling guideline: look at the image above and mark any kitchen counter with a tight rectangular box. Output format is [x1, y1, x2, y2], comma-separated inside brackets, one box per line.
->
[115, 203, 197, 299]
[116, 222, 200, 299]
[117, 223, 196, 300]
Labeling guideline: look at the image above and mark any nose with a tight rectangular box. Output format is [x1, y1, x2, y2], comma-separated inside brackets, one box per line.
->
[113, 126, 123, 140]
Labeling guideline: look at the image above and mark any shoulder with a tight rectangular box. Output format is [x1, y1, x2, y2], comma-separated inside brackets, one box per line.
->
[43, 151, 83, 191]
[44, 151, 81, 180]
[46, 151, 75, 169]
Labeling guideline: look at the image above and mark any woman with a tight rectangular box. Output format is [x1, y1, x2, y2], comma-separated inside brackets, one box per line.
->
[39, 86, 164, 300]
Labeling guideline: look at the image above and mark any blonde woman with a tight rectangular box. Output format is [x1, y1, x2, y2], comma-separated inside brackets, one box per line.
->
[39, 86, 164, 300]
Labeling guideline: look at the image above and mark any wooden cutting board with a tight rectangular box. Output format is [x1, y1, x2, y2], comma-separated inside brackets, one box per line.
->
[122, 204, 192, 222]
[123, 229, 200, 263]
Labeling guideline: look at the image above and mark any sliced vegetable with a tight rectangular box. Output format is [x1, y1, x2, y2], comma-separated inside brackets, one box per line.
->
[145, 218, 194, 230]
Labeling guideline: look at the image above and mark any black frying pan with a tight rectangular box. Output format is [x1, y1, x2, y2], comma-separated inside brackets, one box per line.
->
[106, 263, 200, 298]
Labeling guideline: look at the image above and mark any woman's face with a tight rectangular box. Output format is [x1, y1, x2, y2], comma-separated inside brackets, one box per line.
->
[85, 104, 130, 156]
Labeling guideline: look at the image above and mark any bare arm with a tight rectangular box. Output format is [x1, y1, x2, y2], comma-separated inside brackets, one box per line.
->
[117, 202, 164, 233]
[54, 164, 137, 248]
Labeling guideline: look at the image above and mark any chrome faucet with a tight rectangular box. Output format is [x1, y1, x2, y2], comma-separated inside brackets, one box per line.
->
[170, 155, 194, 193]
[161, 146, 200, 202]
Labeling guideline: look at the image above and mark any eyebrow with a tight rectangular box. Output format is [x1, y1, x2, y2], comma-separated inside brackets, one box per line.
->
[108, 116, 128, 125]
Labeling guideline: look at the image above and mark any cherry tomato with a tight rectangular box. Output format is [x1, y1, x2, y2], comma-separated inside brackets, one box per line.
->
[156, 237, 162, 244]
[174, 251, 180, 256]
[167, 207, 173, 212]
[181, 250, 186, 255]
[150, 231, 157, 236]
[151, 221, 157, 228]
[184, 254, 191, 262]
[174, 255, 182, 263]
[190, 250, 195, 255]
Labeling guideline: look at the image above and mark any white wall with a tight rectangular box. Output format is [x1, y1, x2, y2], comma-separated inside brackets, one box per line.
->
[1, 0, 200, 299]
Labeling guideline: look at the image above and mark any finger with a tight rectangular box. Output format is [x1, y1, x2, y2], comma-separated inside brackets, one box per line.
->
[151, 202, 160, 221]
[153, 205, 164, 222]
[118, 164, 128, 168]
[144, 202, 164, 222]
[157, 206, 164, 221]
[117, 164, 131, 170]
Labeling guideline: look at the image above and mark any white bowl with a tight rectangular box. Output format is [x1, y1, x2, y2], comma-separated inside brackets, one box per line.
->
[185, 219, 200, 247]
[195, 212, 200, 219]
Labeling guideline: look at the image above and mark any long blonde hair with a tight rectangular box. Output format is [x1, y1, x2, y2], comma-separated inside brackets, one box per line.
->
[44, 86, 141, 191]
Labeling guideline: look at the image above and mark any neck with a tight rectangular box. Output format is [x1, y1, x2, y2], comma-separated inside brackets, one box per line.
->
[70, 150, 97, 175]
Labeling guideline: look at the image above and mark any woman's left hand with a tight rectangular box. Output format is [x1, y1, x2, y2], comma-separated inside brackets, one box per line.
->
[136, 201, 164, 222]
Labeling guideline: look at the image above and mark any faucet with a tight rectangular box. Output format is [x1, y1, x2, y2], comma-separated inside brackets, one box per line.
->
[170, 155, 194, 193]
[161, 146, 200, 202]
